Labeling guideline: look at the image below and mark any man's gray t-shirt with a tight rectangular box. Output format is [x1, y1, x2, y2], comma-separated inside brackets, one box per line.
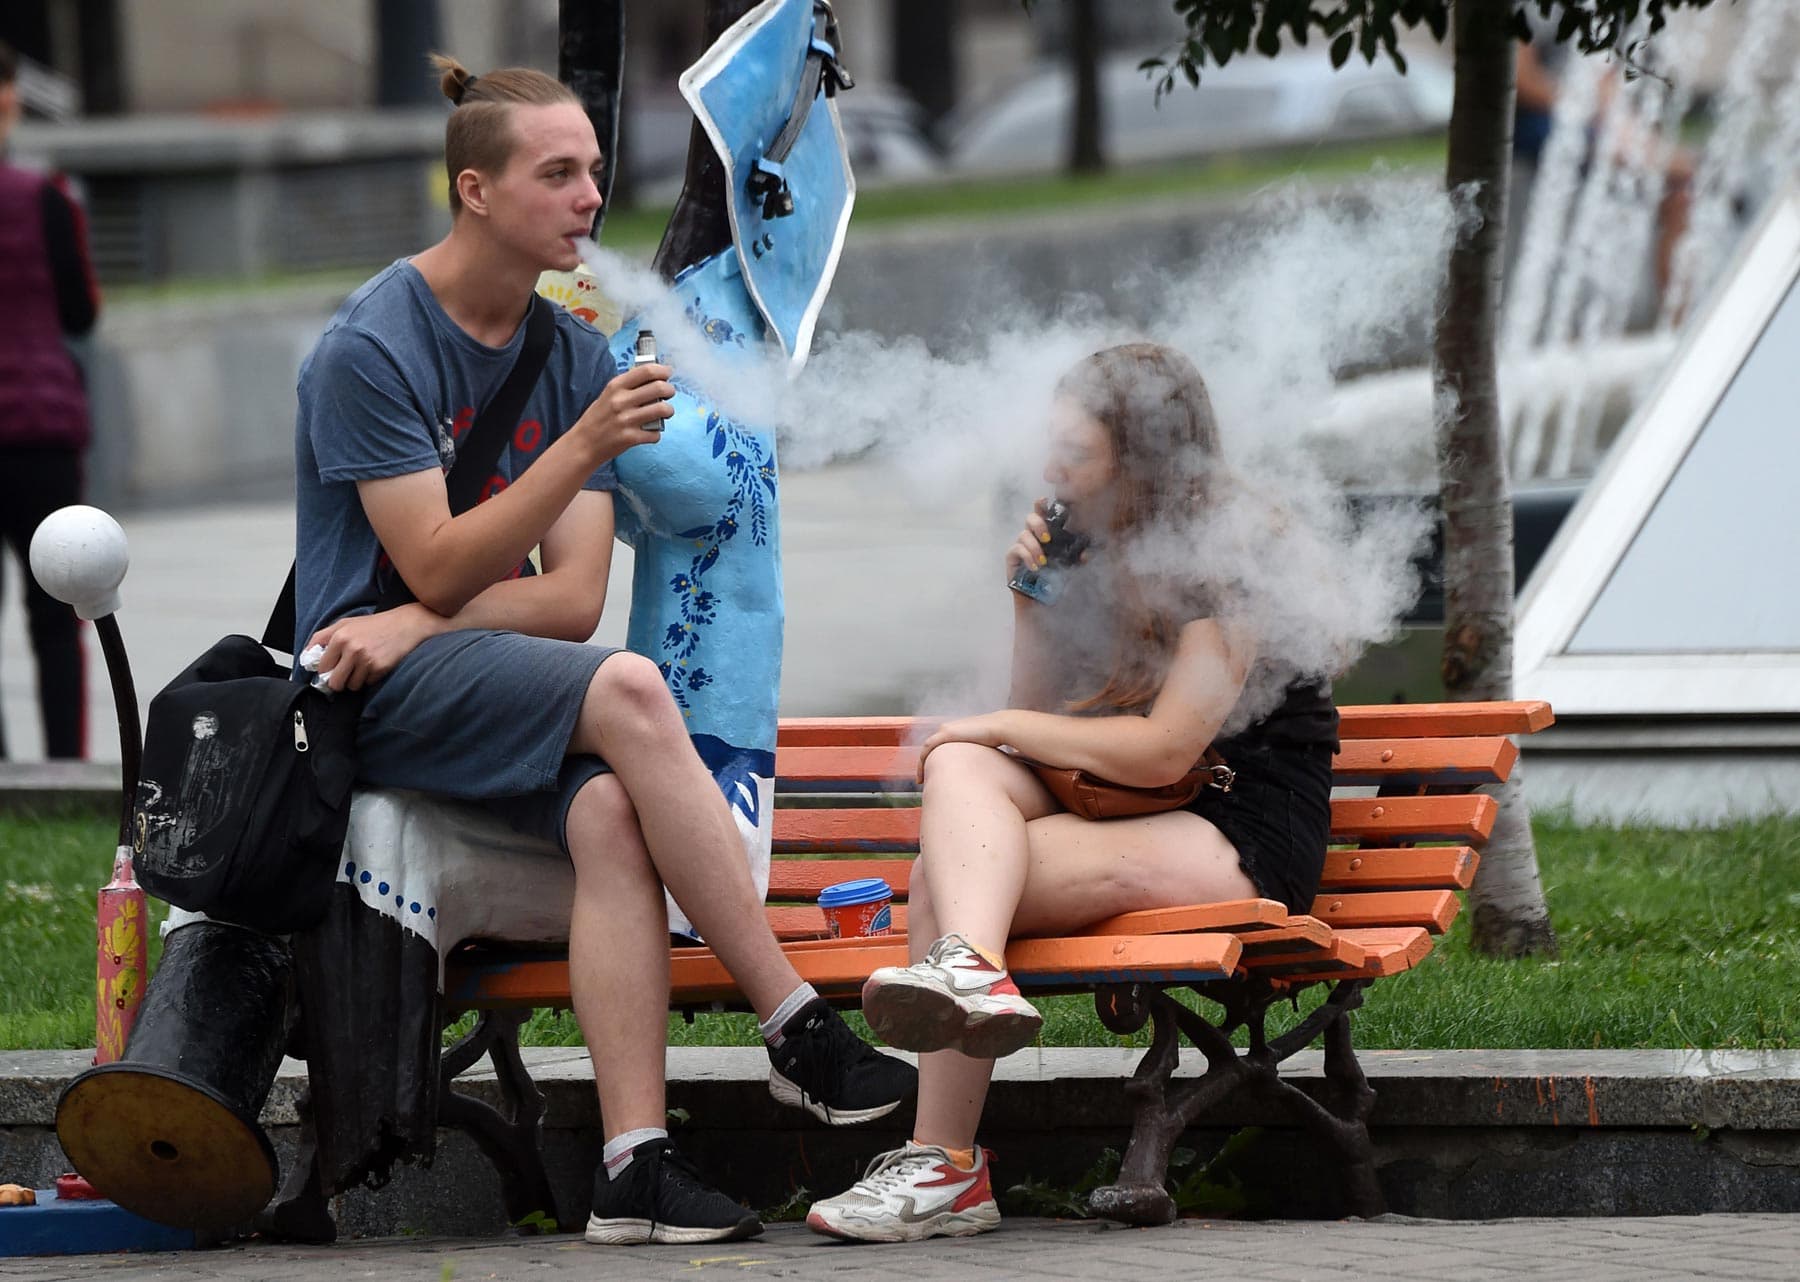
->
[293, 259, 618, 652]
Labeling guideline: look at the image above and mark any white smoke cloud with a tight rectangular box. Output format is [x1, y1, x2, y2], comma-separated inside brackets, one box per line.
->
[585, 174, 1456, 728]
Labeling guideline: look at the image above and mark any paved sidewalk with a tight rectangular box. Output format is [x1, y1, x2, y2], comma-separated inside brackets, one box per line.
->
[4, 1214, 1798, 1281]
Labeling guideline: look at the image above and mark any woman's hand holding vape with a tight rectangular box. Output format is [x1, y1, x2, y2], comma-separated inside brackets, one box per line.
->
[1005, 500, 1057, 583]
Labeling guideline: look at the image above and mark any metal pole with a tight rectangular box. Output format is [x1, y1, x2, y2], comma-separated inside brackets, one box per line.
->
[94, 614, 140, 845]
[559, 0, 627, 237]
[26, 505, 148, 1068]
[90, 613, 146, 1066]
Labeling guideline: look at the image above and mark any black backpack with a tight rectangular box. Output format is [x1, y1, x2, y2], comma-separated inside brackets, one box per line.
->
[131, 297, 555, 932]
[133, 635, 363, 931]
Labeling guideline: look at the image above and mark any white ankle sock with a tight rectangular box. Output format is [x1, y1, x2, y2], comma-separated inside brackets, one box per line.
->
[602, 1127, 668, 1179]
[759, 982, 821, 1045]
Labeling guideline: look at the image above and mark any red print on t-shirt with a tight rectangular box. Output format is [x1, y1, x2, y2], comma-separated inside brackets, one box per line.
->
[513, 419, 543, 453]
[450, 406, 476, 440]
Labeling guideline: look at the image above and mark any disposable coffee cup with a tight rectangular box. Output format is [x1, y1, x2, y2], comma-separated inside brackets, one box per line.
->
[817, 877, 893, 938]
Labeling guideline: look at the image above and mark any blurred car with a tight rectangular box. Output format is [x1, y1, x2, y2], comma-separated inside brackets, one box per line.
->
[946, 49, 1454, 175]
[626, 80, 941, 201]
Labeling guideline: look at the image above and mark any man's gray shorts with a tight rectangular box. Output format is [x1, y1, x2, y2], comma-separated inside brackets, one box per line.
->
[355, 629, 625, 854]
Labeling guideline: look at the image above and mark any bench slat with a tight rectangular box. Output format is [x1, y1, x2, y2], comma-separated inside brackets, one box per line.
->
[775, 738, 1518, 791]
[773, 810, 919, 855]
[446, 931, 1243, 1008]
[1334, 701, 1554, 739]
[1232, 918, 1335, 958]
[771, 799, 1497, 857]
[1318, 847, 1480, 892]
[774, 702, 1554, 748]
[1004, 933, 1241, 990]
[776, 746, 916, 792]
[767, 857, 916, 896]
[1237, 934, 1372, 978]
[1078, 899, 1290, 936]
[1274, 927, 1435, 983]
[778, 717, 916, 747]
[1308, 889, 1462, 933]
[1330, 795, 1497, 844]
[1331, 737, 1518, 787]
[767, 904, 908, 940]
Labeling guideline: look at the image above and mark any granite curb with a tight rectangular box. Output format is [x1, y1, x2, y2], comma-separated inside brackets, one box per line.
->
[7, 1047, 1798, 1131]
[5, 1048, 1800, 1236]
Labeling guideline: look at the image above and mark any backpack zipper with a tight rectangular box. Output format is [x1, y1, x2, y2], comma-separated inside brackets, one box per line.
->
[293, 709, 310, 752]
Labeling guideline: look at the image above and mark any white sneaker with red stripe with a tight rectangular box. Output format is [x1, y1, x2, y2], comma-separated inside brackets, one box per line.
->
[806, 1143, 1000, 1242]
[861, 933, 1042, 1059]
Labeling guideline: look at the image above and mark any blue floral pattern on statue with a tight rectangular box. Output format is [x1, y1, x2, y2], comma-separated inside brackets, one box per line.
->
[660, 409, 776, 710]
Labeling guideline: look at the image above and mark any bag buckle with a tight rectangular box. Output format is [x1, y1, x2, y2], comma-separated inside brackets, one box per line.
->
[1207, 763, 1235, 794]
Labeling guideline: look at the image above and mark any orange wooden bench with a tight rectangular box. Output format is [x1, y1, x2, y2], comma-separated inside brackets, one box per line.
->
[441, 699, 1552, 1224]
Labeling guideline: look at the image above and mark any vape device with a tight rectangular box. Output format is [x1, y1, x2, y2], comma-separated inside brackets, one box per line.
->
[1008, 499, 1091, 605]
[634, 328, 671, 428]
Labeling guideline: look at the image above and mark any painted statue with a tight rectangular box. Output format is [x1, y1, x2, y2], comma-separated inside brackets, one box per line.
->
[541, 0, 854, 935]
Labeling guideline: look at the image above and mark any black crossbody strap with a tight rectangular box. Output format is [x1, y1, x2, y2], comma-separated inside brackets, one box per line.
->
[445, 296, 556, 514]
[262, 294, 559, 653]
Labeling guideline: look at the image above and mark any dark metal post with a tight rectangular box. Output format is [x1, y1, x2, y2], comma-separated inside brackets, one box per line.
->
[375, 0, 443, 106]
[93, 615, 140, 846]
[560, 0, 628, 237]
[651, 1, 753, 282]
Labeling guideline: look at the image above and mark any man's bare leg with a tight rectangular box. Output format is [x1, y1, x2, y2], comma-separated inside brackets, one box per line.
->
[566, 651, 915, 1128]
[564, 773, 672, 1138]
[568, 653, 799, 1018]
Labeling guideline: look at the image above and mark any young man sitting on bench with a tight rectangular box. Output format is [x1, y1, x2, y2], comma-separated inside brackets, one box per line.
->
[293, 58, 914, 1247]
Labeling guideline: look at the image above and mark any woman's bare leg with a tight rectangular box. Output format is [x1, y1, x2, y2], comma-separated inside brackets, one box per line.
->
[914, 742, 1059, 957]
[907, 807, 1256, 1151]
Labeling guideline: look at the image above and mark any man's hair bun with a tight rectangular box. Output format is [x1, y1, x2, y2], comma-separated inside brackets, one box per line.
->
[430, 52, 475, 106]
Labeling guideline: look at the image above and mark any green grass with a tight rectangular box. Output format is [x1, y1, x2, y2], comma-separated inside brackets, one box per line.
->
[0, 806, 170, 1050]
[7, 809, 1792, 1053]
[105, 136, 1447, 303]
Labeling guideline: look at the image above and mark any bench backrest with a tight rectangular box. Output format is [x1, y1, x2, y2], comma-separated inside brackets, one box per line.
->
[759, 701, 1551, 983]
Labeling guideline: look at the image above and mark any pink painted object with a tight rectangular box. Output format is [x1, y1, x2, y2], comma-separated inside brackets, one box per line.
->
[94, 847, 146, 1065]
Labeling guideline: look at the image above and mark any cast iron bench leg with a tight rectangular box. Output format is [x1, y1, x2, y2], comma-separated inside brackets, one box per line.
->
[1088, 977, 1387, 1223]
[1088, 987, 1248, 1225]
[437, 1008, 558, 1229]
[1249, 978, 1387, 1218]
[1317, 985, 1384, 1216]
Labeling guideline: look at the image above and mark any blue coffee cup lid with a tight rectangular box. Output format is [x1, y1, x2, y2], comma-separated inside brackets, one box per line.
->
[818, 877, 892, 908]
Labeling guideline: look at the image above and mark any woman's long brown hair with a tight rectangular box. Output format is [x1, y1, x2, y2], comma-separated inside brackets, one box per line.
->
[1058, 343, 1228, 713]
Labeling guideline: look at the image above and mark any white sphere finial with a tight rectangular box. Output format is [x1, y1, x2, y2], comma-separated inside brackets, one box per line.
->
[30, 505, 130, 621]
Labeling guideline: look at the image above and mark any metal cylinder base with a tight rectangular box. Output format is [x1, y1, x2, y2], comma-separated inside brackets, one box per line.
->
[55, 919, 291, 1230]
[55, 1063, 278, 1230]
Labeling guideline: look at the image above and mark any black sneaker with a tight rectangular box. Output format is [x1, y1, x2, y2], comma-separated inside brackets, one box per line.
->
[585, 1138, 762, 1245]
[768, 997, 918, 1125]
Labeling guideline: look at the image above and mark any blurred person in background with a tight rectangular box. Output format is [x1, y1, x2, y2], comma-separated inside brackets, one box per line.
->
[0, 40, 101, 760]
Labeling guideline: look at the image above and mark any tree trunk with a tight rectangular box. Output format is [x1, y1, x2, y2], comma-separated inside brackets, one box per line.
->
[1435, 0, 1555, 958]
[1068, 0, 1104, 173]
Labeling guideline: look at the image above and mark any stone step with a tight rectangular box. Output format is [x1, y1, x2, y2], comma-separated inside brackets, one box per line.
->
[5, 1047, 1798, 1238]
